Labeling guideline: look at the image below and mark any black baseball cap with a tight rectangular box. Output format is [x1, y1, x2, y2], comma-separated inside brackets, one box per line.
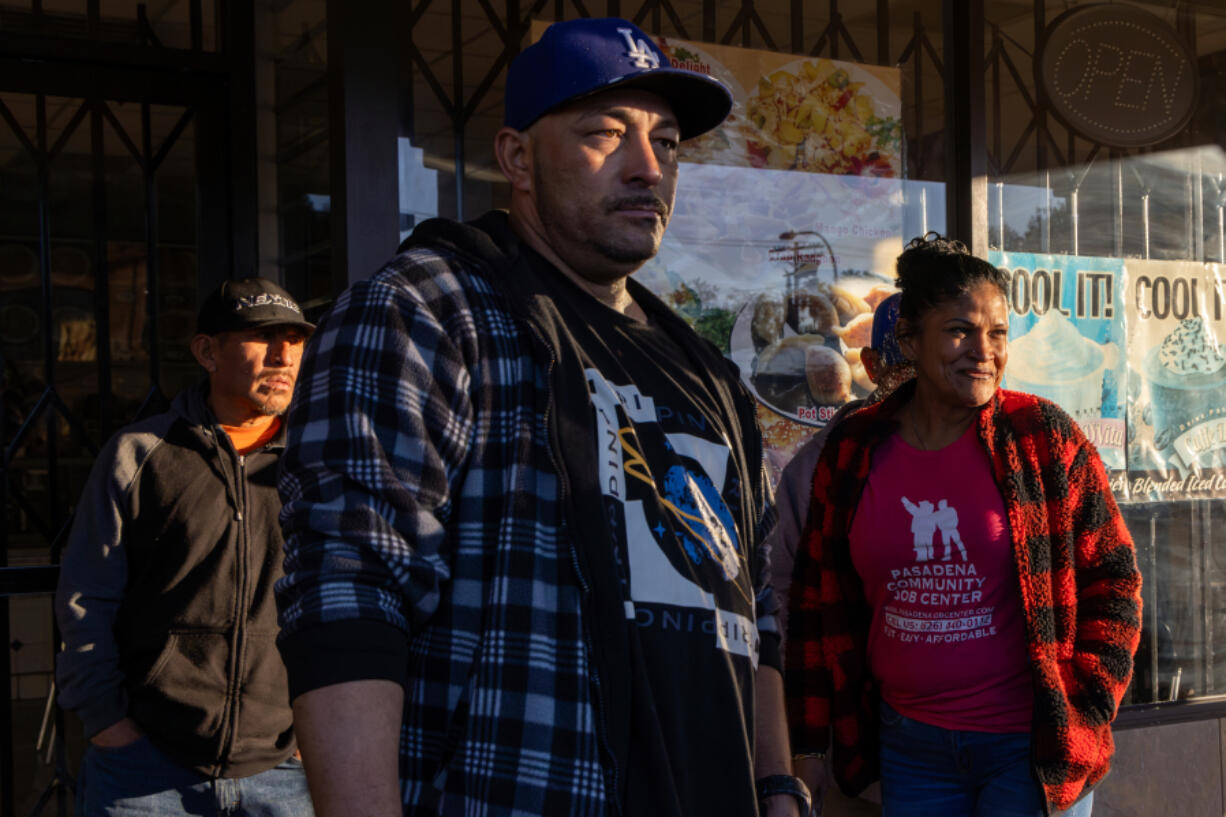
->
[196, 278, 314, 335]
[504, 17, 733, 141]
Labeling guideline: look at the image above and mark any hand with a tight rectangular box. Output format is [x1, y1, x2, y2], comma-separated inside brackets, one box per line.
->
[793, 755, 828, 816]
[90, 717, 143, 748]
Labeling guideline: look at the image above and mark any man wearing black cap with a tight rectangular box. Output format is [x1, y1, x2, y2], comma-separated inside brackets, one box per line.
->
[277, 17, 805, 817]
[55, 278, 314, 816]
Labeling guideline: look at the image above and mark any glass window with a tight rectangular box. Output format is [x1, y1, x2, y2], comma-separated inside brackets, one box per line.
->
[404, 1, 946, 219]
[268, 0, 330, 316]
[0, 88, 202, 813]
[400, 1, 945, 478]
[986, 0, 1226, 709]
[0, 0, 218, 51]
[1123, 500, 1226, 704]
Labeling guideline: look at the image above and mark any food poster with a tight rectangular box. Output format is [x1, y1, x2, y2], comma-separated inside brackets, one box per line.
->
[652, 37, 904, 175]
[638, 162, 906, 479]
[1125, 260, 1226, 499]
[527, 22, 905, 174]
[623, 35, 906, 479]
[990, 253, 1127, 477]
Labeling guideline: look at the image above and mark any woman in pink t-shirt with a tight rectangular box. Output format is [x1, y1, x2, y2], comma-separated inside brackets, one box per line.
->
[785, 234, 1142, 817]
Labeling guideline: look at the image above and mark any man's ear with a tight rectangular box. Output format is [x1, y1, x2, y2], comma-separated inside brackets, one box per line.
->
[494, 127, 533, 193]
[190, 334, 217, 373]
[861, 347, 881, 383]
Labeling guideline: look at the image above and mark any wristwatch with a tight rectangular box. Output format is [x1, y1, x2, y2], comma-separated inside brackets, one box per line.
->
[755, 774, 813, 816]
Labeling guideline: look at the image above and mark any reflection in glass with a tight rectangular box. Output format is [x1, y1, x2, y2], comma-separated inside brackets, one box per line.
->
[1123, 500, 1226, 705]
[274, 3, 331, 312]
[0, 2, 218, 52]
[991, 147, 1226, 263]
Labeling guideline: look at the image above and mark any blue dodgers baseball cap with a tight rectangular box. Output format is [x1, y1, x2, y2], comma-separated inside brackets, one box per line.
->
[871, 292, 905, 365]
[504, 18, 733, 140]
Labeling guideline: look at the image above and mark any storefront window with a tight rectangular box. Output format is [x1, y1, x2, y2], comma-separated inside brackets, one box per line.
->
[266, 0, 330, 316]
[399, 0, 1226, 715]
[1124, 500, 1226, 704]
[0, 93, 201, 557]
[405, 2, 946, 213]
[403, 1, 945, 477]
[0, 88, 202, 812]
[985, 0, 1226, 709]
[0, 0, 218, 51]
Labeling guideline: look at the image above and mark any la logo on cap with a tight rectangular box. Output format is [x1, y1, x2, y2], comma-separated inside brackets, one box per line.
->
[618, 27, 659, 70]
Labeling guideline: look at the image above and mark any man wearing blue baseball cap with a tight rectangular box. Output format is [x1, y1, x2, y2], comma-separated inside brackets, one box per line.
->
[763, 292, 915, 811]
[767, 293, 914, 638]
[277, 16, 805, 817]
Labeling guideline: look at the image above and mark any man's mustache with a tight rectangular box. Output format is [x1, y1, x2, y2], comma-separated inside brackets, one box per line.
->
[606, 195, 670, 218]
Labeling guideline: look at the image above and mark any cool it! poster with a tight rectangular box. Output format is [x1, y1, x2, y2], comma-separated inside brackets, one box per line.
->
[1125, 260, 1226, 499]
[990, 252, 1126, 477]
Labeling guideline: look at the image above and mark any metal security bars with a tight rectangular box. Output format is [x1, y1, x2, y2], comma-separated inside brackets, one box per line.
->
[401, 0, 948, 220]
[0, 3, 257, 814]
[0, 90, 202, 817]
[0, 1, 217, 52]
[984, 1, 1226, 261]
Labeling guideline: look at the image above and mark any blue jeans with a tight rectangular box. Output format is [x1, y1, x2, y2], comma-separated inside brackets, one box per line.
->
[76, 737, 314, 817]
[878, 701, 1093, 817]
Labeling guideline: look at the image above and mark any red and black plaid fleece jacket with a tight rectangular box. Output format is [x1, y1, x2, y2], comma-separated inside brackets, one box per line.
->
[784, 382, 1142, 814]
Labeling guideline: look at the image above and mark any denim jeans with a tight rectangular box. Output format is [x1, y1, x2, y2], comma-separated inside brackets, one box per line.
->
[878, 701, 1094, 817]
[76, 737, 314, 817]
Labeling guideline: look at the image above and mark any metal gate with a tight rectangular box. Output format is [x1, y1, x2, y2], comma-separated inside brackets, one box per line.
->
[0, 3, 255, 813]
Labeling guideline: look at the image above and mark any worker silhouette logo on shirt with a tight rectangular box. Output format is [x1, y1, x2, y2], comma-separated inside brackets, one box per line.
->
[901, 497, 968, 563]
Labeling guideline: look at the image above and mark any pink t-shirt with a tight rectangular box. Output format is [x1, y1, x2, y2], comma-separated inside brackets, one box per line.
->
[849, 424, 1033, 733]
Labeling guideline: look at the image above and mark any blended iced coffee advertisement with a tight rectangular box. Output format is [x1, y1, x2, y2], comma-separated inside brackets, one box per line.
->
[990, 252, 1126, 476]
[1126, 260, 1226, 500]
[621, 33, 913, 479]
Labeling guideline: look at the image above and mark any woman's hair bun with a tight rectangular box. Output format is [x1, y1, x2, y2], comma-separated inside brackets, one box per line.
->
[894, 232, 1008, 324]
[905, 232, 968, 255]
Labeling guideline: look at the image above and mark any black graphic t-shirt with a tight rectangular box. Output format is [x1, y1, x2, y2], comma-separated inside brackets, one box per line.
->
[537, 263, 760, 817]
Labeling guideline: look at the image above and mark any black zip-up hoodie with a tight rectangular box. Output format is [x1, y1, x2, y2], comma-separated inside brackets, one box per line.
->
[55, 382, 296, 778]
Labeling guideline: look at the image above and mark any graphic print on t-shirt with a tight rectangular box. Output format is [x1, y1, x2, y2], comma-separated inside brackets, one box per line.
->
[883, 493, 990, 645]
[900, 497, 968, 562]
[587, 369, 759, 668]
[851, 430, 1032, 731]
